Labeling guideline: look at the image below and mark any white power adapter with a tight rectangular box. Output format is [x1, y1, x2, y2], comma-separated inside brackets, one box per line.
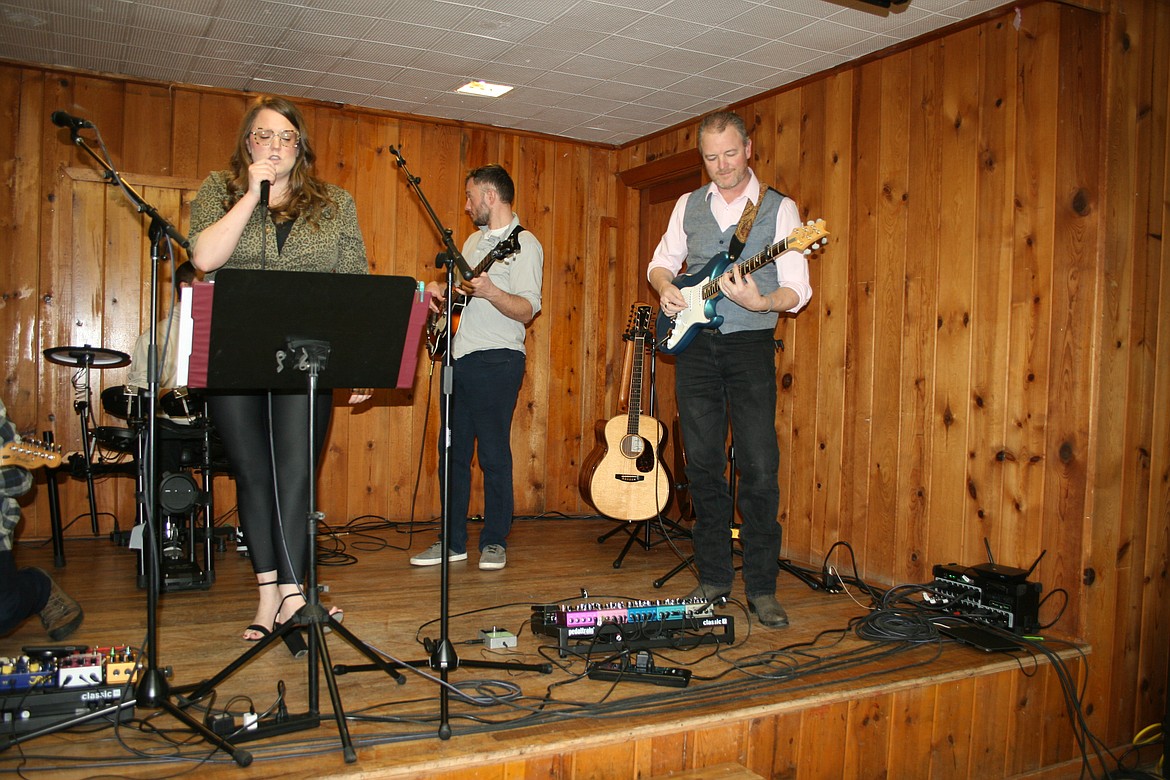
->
[479, 628, 517, 649]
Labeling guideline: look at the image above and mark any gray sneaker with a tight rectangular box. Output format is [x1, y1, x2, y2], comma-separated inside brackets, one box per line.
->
[409, 541, 467, 566]
[478, 544, 507, 570]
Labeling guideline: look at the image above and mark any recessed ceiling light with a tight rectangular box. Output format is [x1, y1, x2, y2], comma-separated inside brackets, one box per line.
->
[456, 80, 513, 98]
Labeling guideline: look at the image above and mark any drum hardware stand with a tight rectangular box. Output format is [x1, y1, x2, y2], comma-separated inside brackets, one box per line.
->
[387, 146, 550, 741]
[43, 345, 130, 536]
[9, 113, 251, 765]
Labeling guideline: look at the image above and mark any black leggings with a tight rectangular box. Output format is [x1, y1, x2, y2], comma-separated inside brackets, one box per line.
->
[207, 391, 332, 585]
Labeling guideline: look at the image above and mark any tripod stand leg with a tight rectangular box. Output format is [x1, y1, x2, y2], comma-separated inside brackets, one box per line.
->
[653, 555, 694, 588]
[309, 623, 357, 764]
[157, 697, 253, 766]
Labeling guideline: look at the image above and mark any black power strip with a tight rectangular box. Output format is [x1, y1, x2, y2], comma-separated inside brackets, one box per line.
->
[587, 652, 691, 688]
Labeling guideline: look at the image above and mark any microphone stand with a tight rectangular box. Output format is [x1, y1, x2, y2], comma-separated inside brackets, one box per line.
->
[387, 146, 548, 740]
[13, 120, 251, 764]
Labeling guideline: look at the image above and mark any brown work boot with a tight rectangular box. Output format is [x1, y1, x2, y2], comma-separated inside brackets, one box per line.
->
[748, 594, 790, 629]
[684, 583, 732, 605]
[34, 569, 84, 641]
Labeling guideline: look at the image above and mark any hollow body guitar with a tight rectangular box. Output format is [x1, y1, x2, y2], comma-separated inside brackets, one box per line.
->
[425, 227, 524, 361]
[580, 304, 671, 521]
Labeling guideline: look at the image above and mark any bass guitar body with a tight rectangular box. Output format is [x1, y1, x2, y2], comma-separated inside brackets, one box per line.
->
[655, 219, 830, 354]
[654, 252, 730, 355]
[582, 414, 670, 522]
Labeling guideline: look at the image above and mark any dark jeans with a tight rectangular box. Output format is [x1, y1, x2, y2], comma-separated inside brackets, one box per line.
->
[439, 349, 525, 554]
[0, 550, 50, 636]
[207, 390, 332, 584]
[675, 329, 782, 599]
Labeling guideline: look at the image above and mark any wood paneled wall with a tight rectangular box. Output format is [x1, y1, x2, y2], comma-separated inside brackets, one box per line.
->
[616, 0, 1169, 755]
[0, 68, 642, 538]
[0, 0, 1166, 761]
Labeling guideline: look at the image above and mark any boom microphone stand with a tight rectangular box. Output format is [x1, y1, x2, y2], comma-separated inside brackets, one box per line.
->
[388, 146, 548, 740]
[4, 112, 252, 765]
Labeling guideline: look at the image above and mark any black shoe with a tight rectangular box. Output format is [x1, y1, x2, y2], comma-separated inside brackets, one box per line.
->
[748, 594, 790, 628]
[275, 594, 308, 658]
[684, 583, 732, 604]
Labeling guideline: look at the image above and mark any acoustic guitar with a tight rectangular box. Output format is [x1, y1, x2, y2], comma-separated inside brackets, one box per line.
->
[425, 227, 525, 361]
[655, 219, 829, 354]
[580, 303, 671, 521]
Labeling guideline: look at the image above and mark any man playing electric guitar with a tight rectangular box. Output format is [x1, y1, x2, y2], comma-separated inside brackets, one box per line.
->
[418, 164, 544, 572]
[647, 111, 813, 629]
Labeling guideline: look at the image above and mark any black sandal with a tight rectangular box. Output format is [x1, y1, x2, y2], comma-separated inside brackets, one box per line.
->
[242, 580, 279, 642]
[274, 593, 308, 658]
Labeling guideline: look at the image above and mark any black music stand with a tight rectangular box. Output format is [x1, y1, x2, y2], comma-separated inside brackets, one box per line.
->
[175, 269, 427, 763]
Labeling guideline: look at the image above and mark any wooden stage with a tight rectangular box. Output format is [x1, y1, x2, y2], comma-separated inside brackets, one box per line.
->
[0, 516, 1089, 779]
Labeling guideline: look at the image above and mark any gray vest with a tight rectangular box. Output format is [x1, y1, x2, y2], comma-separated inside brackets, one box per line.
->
[682, 186, 783, 334]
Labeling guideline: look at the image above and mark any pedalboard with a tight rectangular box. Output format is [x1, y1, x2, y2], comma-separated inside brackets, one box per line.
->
[929, 563, 1041, 634]
[1, 646, 138, 735]
[587, 651, 691, 688]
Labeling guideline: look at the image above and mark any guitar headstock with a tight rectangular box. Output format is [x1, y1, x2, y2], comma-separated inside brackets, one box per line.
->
[789, 219, 829, 255]
[1, 439, 63, 470]
[624, 302, 654, 340]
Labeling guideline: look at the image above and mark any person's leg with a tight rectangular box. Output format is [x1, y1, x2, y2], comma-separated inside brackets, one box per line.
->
[471, 350, 525, 551]
[438, 358, 477, 555]
[675, 333, 735, 593]
[207, 392, 281, 636]
[266, 390, 333, 585]
[722, 332, 781, 600]
[0, 550, 49, 636]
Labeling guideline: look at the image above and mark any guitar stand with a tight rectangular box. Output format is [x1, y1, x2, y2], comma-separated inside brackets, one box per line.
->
[595, 323, 690, 568]
[597, 511, 691, 569]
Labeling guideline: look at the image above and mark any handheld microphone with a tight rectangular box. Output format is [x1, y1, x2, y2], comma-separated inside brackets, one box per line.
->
[259, 179, 270, 208]
[50, 110, 94, 130]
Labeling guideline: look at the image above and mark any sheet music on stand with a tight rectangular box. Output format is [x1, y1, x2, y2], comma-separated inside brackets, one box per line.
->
[176, 287, 194, 387]
[180, 270, 428, 391]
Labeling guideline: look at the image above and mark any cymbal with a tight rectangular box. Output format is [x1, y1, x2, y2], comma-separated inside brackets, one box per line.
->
[44, 344, 130, 369]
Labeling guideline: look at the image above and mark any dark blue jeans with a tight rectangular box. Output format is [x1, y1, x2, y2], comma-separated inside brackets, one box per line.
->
[675, 329, 782, 599]
[0, 550, 50, 636]
[439, 349, 525, 554]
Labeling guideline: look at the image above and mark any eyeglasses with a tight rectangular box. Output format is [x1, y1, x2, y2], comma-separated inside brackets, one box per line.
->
[250, 128, 300, 147]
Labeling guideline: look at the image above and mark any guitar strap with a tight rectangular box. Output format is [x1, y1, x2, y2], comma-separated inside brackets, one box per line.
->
[728, 185, 780, 261]
[493, 224, 525, 260]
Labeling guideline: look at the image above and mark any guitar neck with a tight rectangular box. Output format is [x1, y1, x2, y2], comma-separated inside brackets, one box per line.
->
[626, 334, 646, 433]
[700, 235, 791, 302]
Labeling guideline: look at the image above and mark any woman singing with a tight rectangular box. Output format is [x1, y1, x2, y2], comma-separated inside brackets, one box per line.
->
[190, 96, 369, 656]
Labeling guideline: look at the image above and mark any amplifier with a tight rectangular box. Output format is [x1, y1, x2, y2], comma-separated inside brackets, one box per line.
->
[1, 684, 134, 735]
[929, 563, 1041, 634]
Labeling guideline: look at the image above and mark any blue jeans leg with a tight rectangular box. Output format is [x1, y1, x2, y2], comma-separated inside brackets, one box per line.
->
[440, 349, 525, 553]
